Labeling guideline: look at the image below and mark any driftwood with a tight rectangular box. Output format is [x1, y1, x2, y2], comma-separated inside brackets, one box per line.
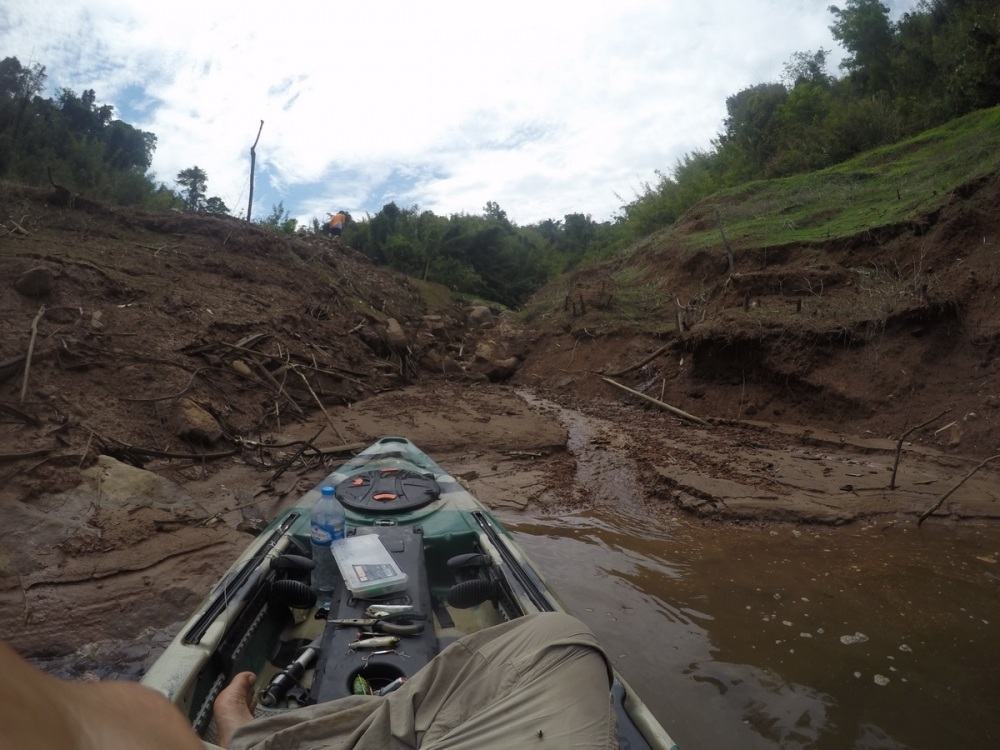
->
[917, 454, 1000, 527]
[890, 407, 952, 489]
[289, 361, 346, 443]
[239, 438, 364, 455]
[602, 377, 711, 427]
[269, 424, 326, 483]
[0, 448, 51, 461]
[504, 450, 545, 459]
[0, 403, 41, 426]
[604, 343, 672, 378]
[20, 306, 45, 403]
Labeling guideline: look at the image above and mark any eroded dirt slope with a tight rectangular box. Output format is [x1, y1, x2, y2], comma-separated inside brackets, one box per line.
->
[3, 174, 1000, 661]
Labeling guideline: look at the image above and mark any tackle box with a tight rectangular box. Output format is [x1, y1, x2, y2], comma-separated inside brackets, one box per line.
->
[331, 532, 409, 598]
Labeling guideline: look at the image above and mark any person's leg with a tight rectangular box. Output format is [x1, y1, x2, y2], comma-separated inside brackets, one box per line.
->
[409, 612, 616, 749]
[0, 640, 203, 750]
[227, 612, 616, 750]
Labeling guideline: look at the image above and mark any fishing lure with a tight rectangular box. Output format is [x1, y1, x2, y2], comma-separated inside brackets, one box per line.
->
[348, 636, 400, 651]
[352, 675, 373, 695]
[365, 604, 413, 617]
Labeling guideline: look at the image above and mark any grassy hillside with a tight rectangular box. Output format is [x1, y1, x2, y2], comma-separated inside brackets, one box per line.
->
[523, 105, 1000, 333]
[514, 106, 1000, 456]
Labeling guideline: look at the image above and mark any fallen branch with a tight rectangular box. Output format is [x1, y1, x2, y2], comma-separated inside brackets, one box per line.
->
[917, 454, 1000, 527]
[269, 424, 326, 484]
[604, 343, 672, 378]
[20, 305, 45, 403]
[890, 407, 951, 489]
[289, 361, 346, 443]
[0, 448, 51, 461]
[310, 441, 366, 456]
[89, 427, 237, 461]
[118, 367, 206, 402]
[248, 355, 305, 417]
[602, 376, 711, 427]
[0, 402, 42, 426]
[240, 437, 364, 453]
[504, 450, 545, 458]
[117, 445, 238, 461]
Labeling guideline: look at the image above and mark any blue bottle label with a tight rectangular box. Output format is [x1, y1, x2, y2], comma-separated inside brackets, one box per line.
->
[311, 523, 334, 546]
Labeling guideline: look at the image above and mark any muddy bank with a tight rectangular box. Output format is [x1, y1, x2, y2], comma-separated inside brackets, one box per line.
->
[4, 383, 999, 659]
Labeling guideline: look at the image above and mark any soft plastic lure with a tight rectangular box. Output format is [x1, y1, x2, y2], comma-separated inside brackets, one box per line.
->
[348, 636, 400, 651]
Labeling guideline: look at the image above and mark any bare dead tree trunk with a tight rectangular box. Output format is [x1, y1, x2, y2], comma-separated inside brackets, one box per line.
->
[246, 120, 264, 222]
[890, 407, 951, 489]
[917, 454, 1000, 527]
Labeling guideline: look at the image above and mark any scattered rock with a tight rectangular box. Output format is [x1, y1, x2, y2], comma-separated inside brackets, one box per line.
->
[385, 318, 408, 350]
[174, 397, 223, 444]
[840, 632, 869, 645]
[467, 305, 494, 328]
[14, 266, 54, 297]
[486, 356, 520, 382]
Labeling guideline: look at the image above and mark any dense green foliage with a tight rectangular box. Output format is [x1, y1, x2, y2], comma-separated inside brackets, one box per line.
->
[618, 0, 1000, 238]
[340, 202, 605, 308]
[0, 57, 227, 211]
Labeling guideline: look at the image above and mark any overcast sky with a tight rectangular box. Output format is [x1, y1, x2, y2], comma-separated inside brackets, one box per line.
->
[1, 1, 912, 227]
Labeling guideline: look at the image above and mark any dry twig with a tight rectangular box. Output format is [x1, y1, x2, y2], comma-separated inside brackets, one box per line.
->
[20, 306, 45, 403]
[889, 407, 951, 489]
[917, 454, 1000, 527]
[269, 424, 326, 483]
[604, 344, 672, 378]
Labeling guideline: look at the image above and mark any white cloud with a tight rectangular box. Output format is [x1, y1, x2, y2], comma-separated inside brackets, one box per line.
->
[1, 0, 858, 225]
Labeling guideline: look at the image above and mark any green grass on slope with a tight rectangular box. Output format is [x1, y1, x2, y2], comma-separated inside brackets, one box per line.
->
[680, 106, 1000, 251]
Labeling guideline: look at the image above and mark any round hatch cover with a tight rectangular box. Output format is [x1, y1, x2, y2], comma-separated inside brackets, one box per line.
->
[336, 468, 441, 513]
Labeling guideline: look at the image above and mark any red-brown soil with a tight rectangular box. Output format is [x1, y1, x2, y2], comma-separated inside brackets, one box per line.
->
[1, 175, 999, 657]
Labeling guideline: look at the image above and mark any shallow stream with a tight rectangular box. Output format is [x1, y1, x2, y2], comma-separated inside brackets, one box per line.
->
[498, 402, 1000, 750]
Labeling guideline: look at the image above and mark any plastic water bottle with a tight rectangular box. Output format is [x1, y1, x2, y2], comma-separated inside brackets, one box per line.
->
[310, 485, 345, 609]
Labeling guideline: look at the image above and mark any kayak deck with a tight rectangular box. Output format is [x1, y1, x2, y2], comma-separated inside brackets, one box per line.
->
[141, 437, 678, 748]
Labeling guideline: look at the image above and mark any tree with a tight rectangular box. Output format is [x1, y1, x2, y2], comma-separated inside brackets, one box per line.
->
[829, 0, 894, 93]
[176, 166, 208, 210]
[57, 88, 114, 139]
[204, 196, 230, 214]
[782, 49, 833, 87]
[721, 83, 789, 173]
[103, 120, 155, 171]
[0, 57, 46, 166]
[257, 201, 296, 233]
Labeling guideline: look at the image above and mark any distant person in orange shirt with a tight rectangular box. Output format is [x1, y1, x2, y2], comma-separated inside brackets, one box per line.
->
[324, 210, 346, 238]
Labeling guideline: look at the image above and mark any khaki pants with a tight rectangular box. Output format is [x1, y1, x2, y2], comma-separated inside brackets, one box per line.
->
[229, 612, 618, 749]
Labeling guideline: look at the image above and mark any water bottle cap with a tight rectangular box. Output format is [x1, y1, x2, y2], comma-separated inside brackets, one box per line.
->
[321, 486, 335, 496]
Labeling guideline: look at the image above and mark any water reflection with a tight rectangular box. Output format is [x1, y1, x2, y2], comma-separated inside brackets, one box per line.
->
[500, 508, 1000, 750]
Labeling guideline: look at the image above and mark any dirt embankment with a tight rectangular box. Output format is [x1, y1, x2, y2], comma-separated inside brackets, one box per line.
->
[2, 174, 1000, 659]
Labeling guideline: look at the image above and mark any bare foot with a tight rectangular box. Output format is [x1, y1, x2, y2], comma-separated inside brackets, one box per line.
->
[214, 671, 257, 748]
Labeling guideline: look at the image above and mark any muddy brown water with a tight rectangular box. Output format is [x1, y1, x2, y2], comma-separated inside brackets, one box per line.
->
[30, 400, 1000, 750]
[497, 406, 1000, 750]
